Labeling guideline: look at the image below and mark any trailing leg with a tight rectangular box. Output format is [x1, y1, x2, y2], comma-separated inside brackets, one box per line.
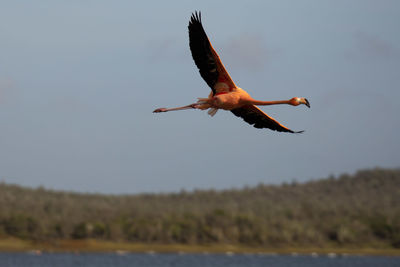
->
[153, 103, 199, 113]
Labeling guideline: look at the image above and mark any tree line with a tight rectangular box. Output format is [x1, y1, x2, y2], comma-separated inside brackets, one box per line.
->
[0, 168, 399, 248]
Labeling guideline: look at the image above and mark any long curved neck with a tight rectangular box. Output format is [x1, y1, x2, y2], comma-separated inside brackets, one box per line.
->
[250, 99, 292, 106]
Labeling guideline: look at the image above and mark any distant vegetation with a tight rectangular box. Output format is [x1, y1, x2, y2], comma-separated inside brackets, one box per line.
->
[0, 168, 399, 250]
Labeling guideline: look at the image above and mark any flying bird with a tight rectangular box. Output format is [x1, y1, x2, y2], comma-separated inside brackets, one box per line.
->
[153, 11, 310, 133]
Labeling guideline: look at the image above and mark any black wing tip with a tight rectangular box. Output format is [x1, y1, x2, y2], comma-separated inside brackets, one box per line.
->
[279, 128, 304, 134]
[257, 126, 305, 134]
[266, 128, 304, 134]
[190, 11, 202, 24]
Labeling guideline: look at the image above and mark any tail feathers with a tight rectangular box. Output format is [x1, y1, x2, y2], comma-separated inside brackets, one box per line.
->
[197, 98, 208, 104]
[207, 108, 218, 116]
[196, 98, 218, 116]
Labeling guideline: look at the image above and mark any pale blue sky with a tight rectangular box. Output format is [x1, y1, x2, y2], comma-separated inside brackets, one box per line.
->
[1, 1, 399, 193]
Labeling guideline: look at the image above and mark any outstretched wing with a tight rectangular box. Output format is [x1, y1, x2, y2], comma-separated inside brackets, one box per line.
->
[231, 105, 303, 133]
[188, 11, 236, 95]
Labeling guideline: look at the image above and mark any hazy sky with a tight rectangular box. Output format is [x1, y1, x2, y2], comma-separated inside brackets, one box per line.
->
[1, 1, 399, 194]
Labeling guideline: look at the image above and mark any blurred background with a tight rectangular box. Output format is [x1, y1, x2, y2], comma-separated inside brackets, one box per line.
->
[0, 0, 399, 194]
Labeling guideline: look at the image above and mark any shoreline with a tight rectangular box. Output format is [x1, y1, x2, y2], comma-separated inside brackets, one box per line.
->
[0, 238, 399, 256]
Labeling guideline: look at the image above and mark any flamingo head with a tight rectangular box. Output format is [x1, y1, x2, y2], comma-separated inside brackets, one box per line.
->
[291, 97, 310, 108]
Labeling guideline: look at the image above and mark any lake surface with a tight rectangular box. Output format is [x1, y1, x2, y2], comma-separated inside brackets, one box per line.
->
[0, 252, 399, 267]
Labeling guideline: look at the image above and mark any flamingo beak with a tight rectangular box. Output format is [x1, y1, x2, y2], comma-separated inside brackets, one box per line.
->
[304, 98, 310, 108]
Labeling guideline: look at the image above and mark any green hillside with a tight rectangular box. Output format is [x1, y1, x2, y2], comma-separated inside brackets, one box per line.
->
[0, 168, 399, 250]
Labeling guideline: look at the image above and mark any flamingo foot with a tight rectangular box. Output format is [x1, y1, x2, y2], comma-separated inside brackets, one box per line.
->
[153, 108, 167, 113]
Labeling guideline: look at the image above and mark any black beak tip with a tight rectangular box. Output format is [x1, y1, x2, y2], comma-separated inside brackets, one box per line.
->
[305, 98, 310, 108]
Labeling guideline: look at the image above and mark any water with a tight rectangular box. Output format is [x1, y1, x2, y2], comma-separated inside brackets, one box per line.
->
[0, 252, 399, 267]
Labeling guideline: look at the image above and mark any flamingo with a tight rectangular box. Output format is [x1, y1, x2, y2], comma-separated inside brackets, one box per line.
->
[153, 11, 310, 133]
